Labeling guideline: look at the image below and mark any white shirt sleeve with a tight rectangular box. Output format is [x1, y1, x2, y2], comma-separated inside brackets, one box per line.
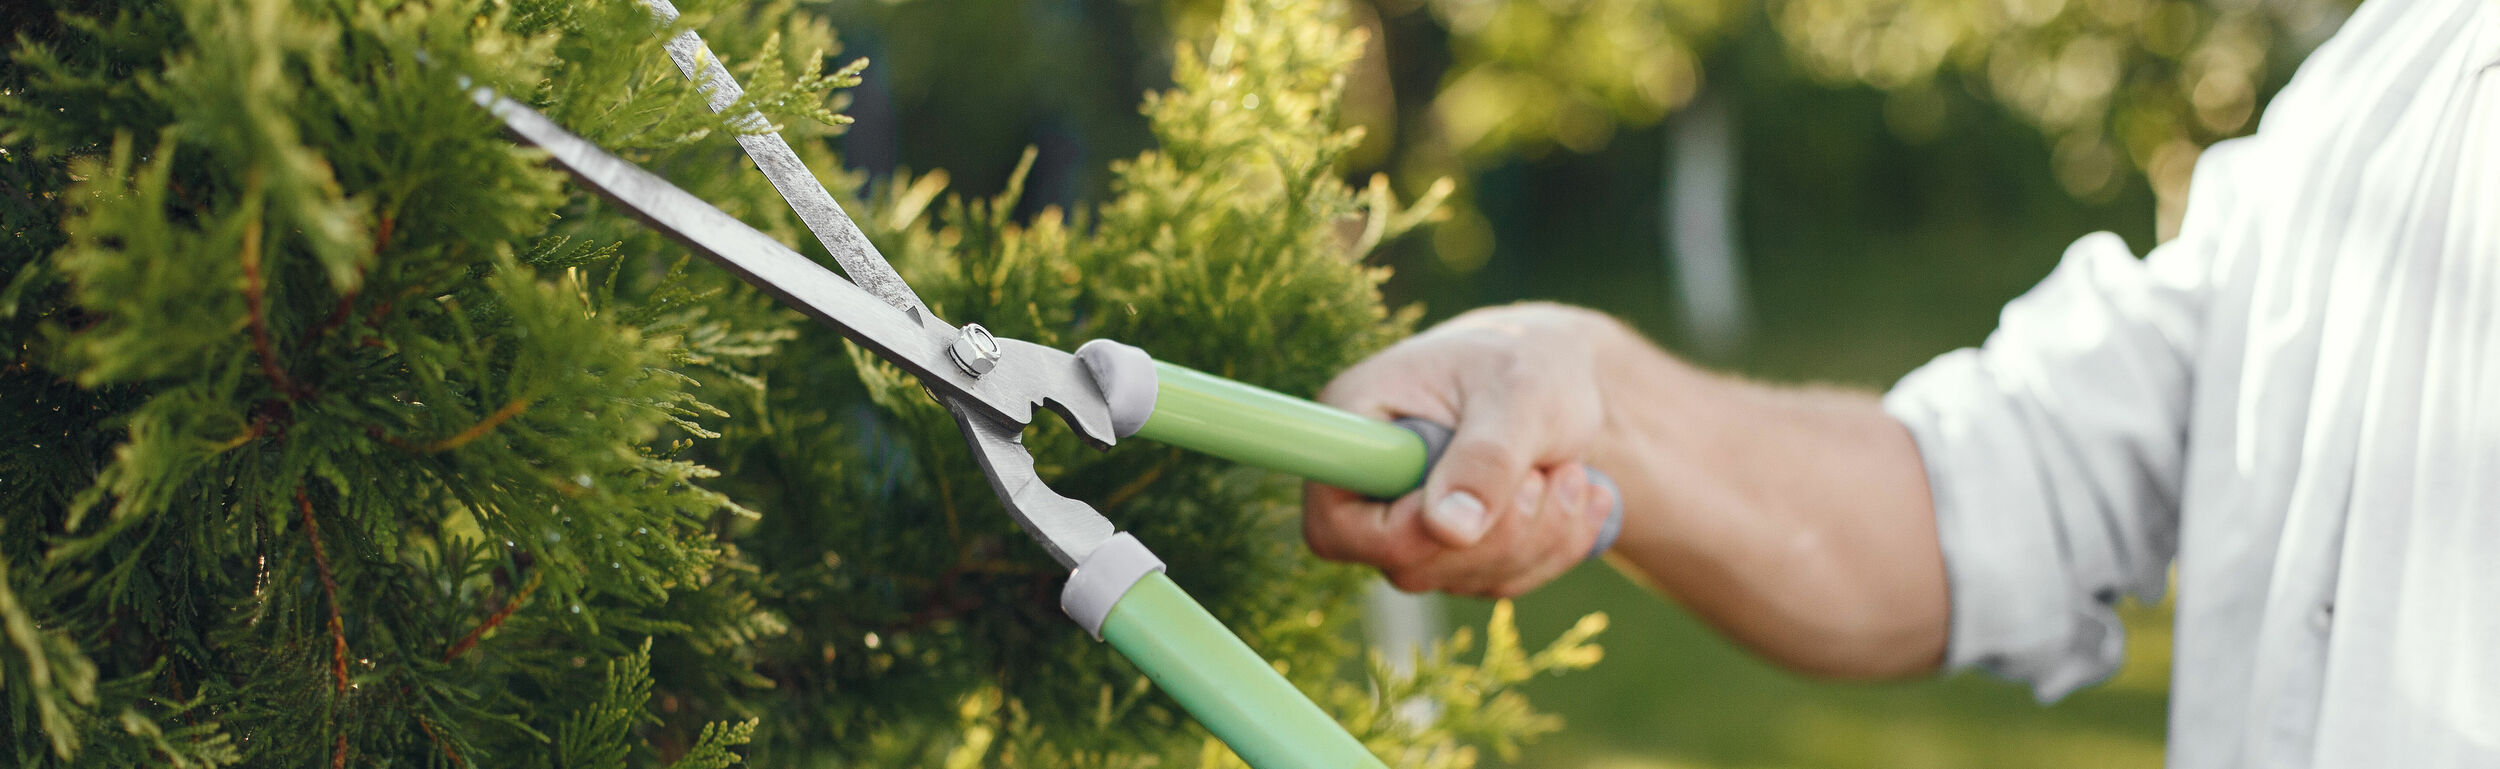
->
[1883, 221, 2216, 700]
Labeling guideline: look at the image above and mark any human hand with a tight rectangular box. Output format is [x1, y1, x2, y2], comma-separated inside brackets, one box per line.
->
[1302, 303, 1623, 598]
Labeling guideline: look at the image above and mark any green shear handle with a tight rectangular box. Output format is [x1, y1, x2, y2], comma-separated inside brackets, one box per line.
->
[1053, 341, 1627, 768]
[1077, 341, 1625, 557]
[1064, 535, 1387, 768]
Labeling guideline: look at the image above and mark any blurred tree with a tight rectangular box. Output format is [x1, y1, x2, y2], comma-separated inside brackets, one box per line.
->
[1402, 0, 1731, 158]
[1768, 0, 2352, 223]
[1359, 0, 2351, 239]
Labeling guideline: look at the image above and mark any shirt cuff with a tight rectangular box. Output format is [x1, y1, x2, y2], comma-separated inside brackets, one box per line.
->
[1886, 352, 2128, 702]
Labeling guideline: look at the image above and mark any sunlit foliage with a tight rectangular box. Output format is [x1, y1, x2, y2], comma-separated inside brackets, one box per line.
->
[1, 0, 1598, 765]
[1771, 0, 2352, 208]
[1375, 0, 2349, 229]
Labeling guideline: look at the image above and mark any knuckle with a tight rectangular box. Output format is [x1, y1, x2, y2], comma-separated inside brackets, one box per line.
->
[1448, 438, 1528, 476]
[1300, 512, 1358, 563]
[1495, 346, 1539, 381]
[1304, 533, 1347, 562]
[1315, 368, 1380, 410]
[1376, 542, 1432, 571]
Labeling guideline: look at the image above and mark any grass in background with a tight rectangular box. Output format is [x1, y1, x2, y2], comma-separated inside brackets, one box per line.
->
[1446, 570, 2170, 768]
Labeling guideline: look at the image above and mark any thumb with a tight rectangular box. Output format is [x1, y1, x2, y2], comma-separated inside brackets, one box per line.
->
[1419, 417, 1538, 548]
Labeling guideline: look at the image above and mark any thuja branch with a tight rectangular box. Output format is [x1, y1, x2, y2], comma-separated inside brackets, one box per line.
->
[443, 570, 542, 662]
[238, 198, 299, 400]
[293, 488, 348, 695]
[211, 416, 266, 452]
[418, 716, 466, 768]
[393, 398, 531, 453]
[293, 487, 351, 769]
[303, 216, 389, 345]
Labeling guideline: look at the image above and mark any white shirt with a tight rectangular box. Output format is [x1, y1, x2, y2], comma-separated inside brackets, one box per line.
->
[1881, 0, 2500, 764]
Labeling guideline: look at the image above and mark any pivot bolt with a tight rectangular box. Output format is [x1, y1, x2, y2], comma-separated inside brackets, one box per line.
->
[949, 323, 1002, 377]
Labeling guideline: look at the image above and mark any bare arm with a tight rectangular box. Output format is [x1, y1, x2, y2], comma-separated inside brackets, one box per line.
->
[1302, 302, 1946, 679]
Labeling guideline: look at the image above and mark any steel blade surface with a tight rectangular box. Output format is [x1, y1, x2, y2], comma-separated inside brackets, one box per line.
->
[475, 89, 1117, 443]
[945, 397, 1116, 568]
[639, 0, 930, 318]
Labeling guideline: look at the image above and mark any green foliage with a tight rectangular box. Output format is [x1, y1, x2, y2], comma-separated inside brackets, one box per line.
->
[1768, 0, 2350, 203]
[1421, 0, 1731, 157]
[0, 553, 99, 761]
[1356, 0, 2340, 239]
[545, 639, 758, 769]
[668, 718, 761, 769]
[2, 0, 1598, 766]
[551, 640, 663, 769]
[1346, 602, 1609, 769]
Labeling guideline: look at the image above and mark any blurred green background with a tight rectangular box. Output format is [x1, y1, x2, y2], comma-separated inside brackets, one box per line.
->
[806, 0, 2342, 763]
[1398, 52, 2183, 767]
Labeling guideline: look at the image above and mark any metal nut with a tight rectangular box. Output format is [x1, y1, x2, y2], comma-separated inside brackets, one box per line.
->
[948, 323, 1003, 377]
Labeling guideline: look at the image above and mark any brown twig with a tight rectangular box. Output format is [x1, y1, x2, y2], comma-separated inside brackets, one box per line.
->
[365, 282, 426, 329]
[894, 569, 979, 633]
[303, 215, 389, 346]
[211, 425, 261, 452]
[418, 716, 465, 767]
[1098, 457, 1170, 511]
[442, 570, 541, 662]
[211, 413, 269, 453]
[239, 208, 298, 399]
[371, 214, 395, 255]
[165, 178, 204, 212]
[885, 556, 1049, 634]
[392, 398, 530, 453]
[293, 488, 348, 695]
[332, 732, 348, 769]
[304, 288, 360, 345]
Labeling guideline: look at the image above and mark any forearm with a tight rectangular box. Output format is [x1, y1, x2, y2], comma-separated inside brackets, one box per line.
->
[1583, 316, 1948, 678]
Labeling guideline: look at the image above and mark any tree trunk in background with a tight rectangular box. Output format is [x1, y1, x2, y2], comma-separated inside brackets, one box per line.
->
[1665, 90, 1751, 356]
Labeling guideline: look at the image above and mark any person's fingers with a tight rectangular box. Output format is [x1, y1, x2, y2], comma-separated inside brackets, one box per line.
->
[1302, 303, 1622, 594]
[1302, 482, 1439, 569]
[1396, 463, 1616, 599]
[1542, 464, 1588, 523]
[1391, 468, 1565, 596]
[1299, 484, 1370, 562]
[1491, 466, 1599, 597]
[1420, 396, 1543, 547]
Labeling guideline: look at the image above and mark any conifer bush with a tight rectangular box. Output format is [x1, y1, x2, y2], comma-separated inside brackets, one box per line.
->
[1, 0, 1603, 765]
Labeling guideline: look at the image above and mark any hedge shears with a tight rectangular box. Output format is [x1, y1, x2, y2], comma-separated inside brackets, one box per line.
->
[469, 7, 1621, 765]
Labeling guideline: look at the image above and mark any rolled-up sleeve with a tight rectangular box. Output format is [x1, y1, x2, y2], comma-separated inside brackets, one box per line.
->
[1884, 228, 2209, 701]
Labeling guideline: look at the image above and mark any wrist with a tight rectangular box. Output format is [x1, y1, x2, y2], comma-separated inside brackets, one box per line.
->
[1573, 312, 1701, 456]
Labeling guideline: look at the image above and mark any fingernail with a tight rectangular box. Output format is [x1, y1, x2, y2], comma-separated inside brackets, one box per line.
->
[1428, 491, 1489, 544]
[1555, 468, 1587, 516]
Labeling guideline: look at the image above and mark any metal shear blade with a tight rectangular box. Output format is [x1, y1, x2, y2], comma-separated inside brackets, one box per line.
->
[477, 90, 1120, 452]
[946, 400, 1116, 566]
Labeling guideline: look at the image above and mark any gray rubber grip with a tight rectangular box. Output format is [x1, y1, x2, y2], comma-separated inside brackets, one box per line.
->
[1389, 418, 1624, 561]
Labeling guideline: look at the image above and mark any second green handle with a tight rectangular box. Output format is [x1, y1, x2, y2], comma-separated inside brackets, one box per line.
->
[1101, 571, 1390, 769]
